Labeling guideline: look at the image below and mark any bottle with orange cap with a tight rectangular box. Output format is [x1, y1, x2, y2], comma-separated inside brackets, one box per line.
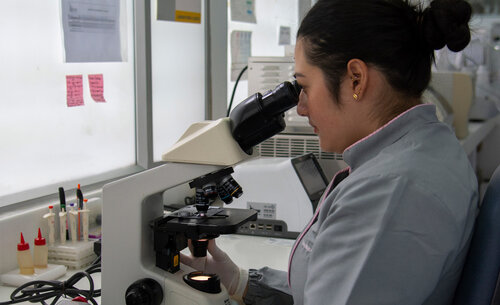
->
[33, 228, 48, 269]
[17, 232, 34, 275]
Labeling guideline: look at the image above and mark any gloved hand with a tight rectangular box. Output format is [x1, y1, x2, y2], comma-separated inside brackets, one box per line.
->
[180, 239, 248, 300]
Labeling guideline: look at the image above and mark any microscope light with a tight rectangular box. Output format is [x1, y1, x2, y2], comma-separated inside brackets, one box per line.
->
[183, 271, 222, 294]
[191, 275, 212, 281]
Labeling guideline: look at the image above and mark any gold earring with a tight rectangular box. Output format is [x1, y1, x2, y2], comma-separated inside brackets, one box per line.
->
[353, 93, 358, 100]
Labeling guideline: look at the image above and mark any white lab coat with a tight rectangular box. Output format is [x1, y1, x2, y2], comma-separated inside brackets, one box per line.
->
[244, 104, 478, 305]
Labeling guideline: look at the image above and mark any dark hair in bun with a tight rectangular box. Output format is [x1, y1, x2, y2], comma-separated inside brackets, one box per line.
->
[421, 0, 472, 52]
[297, 0, 472, 102]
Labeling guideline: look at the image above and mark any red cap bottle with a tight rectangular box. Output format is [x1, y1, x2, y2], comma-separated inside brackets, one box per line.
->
[34, 228, 48, 268]
[17, 232, 29, 251]
[17, 232, 34, 275]
[34, 228, 46, 246]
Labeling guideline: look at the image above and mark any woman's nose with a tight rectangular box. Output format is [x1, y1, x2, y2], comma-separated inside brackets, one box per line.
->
[296, 90, 308, 117]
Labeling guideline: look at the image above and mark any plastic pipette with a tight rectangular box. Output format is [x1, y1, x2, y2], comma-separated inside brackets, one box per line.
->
[69, 203, 78, 243]
[59, 208, 66, 244]
[80, 199, 90, 241]
[43, 205, 56, 245]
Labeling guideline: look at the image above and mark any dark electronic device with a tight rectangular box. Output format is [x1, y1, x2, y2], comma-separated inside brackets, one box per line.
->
[291, 153, 329, 211]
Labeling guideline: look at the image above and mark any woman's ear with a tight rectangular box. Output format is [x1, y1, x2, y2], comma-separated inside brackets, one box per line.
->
[347, 59, 368, 101]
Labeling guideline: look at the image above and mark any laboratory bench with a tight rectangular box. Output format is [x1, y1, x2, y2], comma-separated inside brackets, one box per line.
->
[0, 235, 294, 305]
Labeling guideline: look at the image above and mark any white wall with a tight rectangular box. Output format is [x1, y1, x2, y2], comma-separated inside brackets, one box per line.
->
[151, 1, 206, 162]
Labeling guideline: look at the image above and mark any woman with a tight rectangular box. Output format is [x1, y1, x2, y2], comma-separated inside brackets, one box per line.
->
[182, 0, 478, 304]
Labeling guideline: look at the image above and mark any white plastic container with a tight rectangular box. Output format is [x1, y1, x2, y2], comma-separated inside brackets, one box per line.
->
[33, 228, 48, 268]
[17, 233, 34, 275]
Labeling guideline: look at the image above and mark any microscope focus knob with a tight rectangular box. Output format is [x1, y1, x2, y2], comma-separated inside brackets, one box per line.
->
[125, 278, 163, 305]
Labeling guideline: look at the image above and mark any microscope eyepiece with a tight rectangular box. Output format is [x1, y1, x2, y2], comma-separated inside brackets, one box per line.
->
[229, 80, 302, 154]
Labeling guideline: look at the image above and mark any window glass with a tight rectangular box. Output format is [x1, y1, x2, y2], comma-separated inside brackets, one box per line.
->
[151, 1, 206, 162]
[0, 0, 136, 205]
[227, 0, 299, 108]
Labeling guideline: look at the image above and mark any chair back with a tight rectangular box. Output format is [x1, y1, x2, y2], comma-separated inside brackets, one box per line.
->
[453, 165, 500, 305]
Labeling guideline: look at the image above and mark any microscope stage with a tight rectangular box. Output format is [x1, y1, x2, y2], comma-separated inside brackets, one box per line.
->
[154, 206, 258, 238]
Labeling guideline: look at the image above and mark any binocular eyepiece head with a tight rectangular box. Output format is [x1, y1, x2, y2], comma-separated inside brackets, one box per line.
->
[229, 80, 302, 154]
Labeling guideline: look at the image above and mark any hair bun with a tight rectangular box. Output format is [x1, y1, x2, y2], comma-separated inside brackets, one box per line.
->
[421, 0, 472, 52]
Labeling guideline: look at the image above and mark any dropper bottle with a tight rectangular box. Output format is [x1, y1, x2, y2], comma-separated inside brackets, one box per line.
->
[17, 233, 34, 275]
[33, 228, 48, 269]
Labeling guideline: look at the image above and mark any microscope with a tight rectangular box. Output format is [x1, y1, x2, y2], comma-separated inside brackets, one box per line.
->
[101, 80, 301, 305]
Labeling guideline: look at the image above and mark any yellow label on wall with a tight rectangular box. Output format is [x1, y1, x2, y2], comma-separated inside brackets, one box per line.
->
[175, 10, 201, 23]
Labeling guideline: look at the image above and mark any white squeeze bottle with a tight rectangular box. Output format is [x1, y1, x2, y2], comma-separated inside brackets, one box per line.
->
[17, 232, 34, 275]
[33, 228, 48, 269]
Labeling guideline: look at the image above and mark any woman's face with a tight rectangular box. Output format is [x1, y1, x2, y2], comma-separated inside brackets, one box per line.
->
[294, 40, 356, 153]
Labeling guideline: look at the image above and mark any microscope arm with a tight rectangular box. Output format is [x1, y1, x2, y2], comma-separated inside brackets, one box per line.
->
[102, 162, 221, 304]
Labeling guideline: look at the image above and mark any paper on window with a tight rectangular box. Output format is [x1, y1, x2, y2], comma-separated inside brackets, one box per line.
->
[89, 74, 106, 103]
[66, 75, 84, 107]
[230, 30, 252, 81]
[61, 0, 122, 62]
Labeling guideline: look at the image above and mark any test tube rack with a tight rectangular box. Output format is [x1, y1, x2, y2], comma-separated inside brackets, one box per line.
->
[48, 241, 96, 269]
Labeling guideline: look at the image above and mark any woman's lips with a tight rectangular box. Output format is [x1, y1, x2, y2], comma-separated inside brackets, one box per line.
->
[309, 122, 318, 133]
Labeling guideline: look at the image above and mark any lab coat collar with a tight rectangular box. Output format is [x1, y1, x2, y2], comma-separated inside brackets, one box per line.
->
[342, 103, 438, 171]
